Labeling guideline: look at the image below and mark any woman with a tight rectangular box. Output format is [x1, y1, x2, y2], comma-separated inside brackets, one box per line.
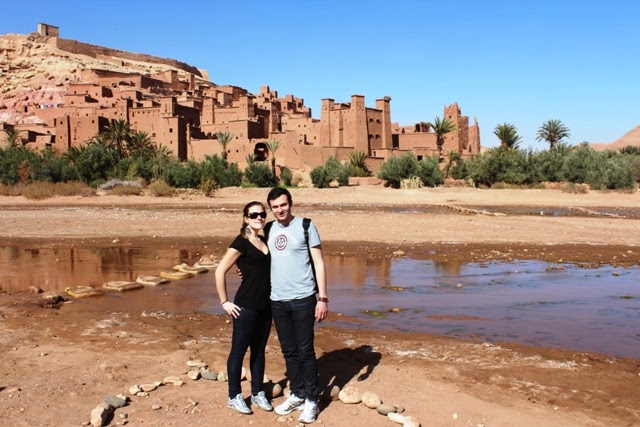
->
[215, 201, 273, 415]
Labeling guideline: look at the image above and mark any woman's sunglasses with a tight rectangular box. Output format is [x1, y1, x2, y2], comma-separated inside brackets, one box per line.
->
[247, 211, 267, 219]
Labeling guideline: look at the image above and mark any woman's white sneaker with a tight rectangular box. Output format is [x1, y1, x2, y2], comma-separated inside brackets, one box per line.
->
[251, 391, 273, 411]
[227, 394, 252, 414]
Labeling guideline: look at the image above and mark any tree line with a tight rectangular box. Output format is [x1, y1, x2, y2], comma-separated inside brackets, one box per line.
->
[1, 117, 639, 194]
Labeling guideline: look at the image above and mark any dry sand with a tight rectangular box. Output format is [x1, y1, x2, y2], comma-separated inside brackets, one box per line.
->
[0, 186, 639, 427]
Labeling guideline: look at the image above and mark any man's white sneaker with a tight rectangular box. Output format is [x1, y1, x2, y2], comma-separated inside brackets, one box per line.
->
[298, 399, 319, 424]
[227, 393, 252, 414]
[251, 391, 273, 411]
[274, 393, 304, 415]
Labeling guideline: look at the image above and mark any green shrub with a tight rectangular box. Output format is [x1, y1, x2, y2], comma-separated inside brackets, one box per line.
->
[148, 180, 174, 197]
[74, 141, 119, 185]
[377, 152, 418, 188]
[200, 177, 218, 197]
[415, 156, 444, 187]
[200, 155, 242, 188]
[243, 162, 279, 187]
[311, 157, 348, 188]
[163, 159, 202, 188]
[280, 167, 293, 186]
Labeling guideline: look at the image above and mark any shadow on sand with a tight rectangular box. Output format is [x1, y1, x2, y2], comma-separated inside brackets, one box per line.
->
[317, 344, 382, 405]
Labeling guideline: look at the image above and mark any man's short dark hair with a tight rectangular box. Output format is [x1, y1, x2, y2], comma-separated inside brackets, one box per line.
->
[267, 187, 292, 206]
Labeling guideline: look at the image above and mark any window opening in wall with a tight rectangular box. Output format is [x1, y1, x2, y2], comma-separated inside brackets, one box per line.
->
[169, 128, 173, 133]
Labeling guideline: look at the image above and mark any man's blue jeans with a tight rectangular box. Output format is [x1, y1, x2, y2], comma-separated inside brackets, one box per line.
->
[271, 294, 319, 401]
[227, 306, 272, 398]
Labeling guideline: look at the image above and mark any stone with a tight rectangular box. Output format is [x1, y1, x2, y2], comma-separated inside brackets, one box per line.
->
[90, 402, 113, 427]
[162, 376, 183, 386]
[28, 285, 43, 293]
[140, 383, 158, 392]
[270, 383, 283, 398]
[187, 370, 201, 380]
[201, 370, 217, 381]
[388, 412, 406, 424]
[393, 404, 405, 413]
[338, 386, 362, 404]
[403, 415, 421, 427]
[104, 395, 127, 409]
[128, 385, 141, 395]
[377, 403, 396, 415]
[187, 359, 207, 368]
[151, 404, 161, 410]
[323, 385, 340, 401]
[217, 371, 227, 382]
[361, 391, 381, 409]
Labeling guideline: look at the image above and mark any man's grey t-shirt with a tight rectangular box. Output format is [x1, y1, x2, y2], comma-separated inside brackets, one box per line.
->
[267, 216, 321, 301]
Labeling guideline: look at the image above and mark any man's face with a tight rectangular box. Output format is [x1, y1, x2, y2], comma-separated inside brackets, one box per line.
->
[269, 194, 292, 223]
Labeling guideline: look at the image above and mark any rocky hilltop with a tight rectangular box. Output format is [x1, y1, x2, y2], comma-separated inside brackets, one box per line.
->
[0, 31, 201, 125]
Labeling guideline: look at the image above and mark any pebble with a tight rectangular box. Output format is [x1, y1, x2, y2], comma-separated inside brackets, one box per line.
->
[403, 415, 420, 427]
[388, 412, 406, 424]
[163, 376, 184, 386]
[201, 370, 217, 381]
[90, 402, 113, 427]
[338, 386, 362, 404]
[377, 403, 396, 415]
[151, 404, 162, 410]
[393, 404, 405, 413]
[140, 383, 159, 392]
[104, 395, 127, 409]
[361, 391, 381, 409]
[270, 383, 283, 398]
[29, 285, 43, 294]
[187, 370, 201, 380]
[324, 385, 340, 401]
[217, 371, 227, 382]
[128, 385, 141, 395]
[187, 359, 207, 368]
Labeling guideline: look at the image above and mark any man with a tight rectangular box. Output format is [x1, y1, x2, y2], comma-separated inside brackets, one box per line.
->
[266, 187, 328, 424]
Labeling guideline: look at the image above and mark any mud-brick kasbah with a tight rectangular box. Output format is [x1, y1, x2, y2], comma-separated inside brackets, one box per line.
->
[0, 24, 481, 174]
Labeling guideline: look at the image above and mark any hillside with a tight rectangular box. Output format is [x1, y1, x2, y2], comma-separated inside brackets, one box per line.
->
[0, 31, 200, 125]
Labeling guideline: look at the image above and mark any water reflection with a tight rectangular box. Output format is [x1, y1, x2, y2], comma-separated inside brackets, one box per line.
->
[0, 245, 638, 358]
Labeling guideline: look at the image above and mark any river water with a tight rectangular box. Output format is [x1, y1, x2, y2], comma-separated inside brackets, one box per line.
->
[1, 245, 638, 358]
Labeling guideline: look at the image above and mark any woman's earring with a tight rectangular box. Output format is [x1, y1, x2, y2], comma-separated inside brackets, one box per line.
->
[245, 226, 252, 237]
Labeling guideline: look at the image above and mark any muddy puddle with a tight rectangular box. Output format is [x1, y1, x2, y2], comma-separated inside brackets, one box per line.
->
[1, 245, 638, 358]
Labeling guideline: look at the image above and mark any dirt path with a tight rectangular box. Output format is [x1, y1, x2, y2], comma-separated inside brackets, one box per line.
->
[1, 187, 639, 426]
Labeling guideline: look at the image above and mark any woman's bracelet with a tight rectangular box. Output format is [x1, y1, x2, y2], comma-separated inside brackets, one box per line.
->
[318, 297, 329, 303]
[220, 300, 229, 305]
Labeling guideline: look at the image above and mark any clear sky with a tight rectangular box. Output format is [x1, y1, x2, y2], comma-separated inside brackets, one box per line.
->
[2, 0, 639, 149]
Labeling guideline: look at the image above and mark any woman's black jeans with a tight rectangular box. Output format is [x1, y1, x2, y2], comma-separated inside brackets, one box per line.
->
[227, 306, 272, 398]
[271, 294, 319, 401]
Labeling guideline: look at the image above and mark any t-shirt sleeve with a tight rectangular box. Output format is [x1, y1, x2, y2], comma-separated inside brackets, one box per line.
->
[229, 235, 247, 254]
[308, 221, 321, 247]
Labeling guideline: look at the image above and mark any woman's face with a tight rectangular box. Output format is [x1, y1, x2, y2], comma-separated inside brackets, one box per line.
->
[244, 206, 267, 230]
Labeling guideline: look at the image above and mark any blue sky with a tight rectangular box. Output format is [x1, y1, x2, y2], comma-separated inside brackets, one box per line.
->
[2, 0, 639, 149]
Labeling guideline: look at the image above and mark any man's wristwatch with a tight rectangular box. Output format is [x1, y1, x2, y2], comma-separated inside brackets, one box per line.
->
[318, 297, 329, 303]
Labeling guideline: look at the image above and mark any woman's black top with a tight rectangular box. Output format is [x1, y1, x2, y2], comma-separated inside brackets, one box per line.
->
[230, 234, 271, 311]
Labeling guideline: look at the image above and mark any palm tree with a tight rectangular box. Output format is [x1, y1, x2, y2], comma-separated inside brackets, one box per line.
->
[432, 116, 458, 161]
[265, 138, 281, 177]
[494, 123, 522, 150]
[129, 130, 154, 157]
[105, 119, 132, 159]
[215, 130, 234, 162]
[2, 127, 24, 147]
[348, 150, 371, 177]
[444, 150, 461, 179]
[536, 119, 570, 151]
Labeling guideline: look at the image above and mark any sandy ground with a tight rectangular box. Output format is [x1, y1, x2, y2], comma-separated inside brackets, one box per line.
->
[0, 186, 639, 427]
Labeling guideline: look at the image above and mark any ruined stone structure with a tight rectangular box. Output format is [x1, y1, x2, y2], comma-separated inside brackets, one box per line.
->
[1, 24, 481, 173]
